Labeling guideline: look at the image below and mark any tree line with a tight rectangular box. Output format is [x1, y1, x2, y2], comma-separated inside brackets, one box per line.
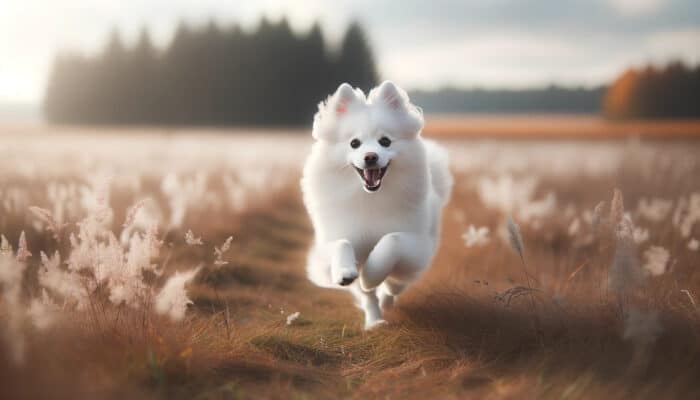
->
[43, 19, 378, 125]
[410, 86, 605, 114]
[603, 61, 700, 120]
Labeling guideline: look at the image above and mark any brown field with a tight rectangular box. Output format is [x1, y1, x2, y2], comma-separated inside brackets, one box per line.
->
[1, 122, 700, 399]
[423, 114, 700, 139]
[5, 114, 700, 140]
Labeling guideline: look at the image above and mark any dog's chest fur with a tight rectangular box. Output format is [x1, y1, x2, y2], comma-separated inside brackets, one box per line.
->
[306, 162, 430, 261]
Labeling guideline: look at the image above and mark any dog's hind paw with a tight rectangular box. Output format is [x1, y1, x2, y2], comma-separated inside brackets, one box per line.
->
[364, 319, 388, 330]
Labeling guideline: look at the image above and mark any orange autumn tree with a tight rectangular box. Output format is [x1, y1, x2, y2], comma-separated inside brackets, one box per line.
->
[604, 62, 700, 120]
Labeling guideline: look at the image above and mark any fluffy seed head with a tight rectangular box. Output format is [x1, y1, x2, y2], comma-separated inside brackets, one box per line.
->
[506, 215, 524, 258]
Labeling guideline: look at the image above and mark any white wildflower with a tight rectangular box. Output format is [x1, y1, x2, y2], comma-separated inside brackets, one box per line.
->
[643, 246, 669, 276]
[462, 225, 490, 248]
[223, 175, 249, 213]
[672, 196, 686, 228]
[161, 172, 217, 228]
[616, 214, 635, 242]
[29, 206, 66, 240]
[46, 181, 81, 228]
[688, 238, 699, 251]
[16, 231, 31, 262]
[683, 193, 700, 238]
[286, 311, 301, 326]
[477, 175, 536, 215]
[161, 173, 187, 228]
[122, 199, 146, 228]
[0, 234, 11, 254]
[79, 176, 113, 226]
[567, 218, 581, 236]
[154, 267, 200, 321]
[28, 289, 60, 330]
[185, 230, 203, 246]
[110, 228, 161, 307]
[633, 227, 649, 244]
[517, 192, 557, 223]
[214, 236, 233, 266]
[38, 251, 90, 310]
[119, 198, 164, 246]
[636, 197, 672, 222]
[673, 193, 700, 238]
[477, 175, 555, 224]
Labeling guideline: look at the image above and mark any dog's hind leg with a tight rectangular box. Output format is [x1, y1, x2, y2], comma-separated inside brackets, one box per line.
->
[360, 233, 434, 291]
[351, 286, 386, 330]
[378, 279, 407, 310]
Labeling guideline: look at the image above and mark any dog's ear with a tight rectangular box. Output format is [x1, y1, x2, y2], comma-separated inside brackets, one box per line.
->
[369, 81, 424, 137]
[374, 81, 404, 109]
[333, 83, 358, 115]
[312, 83, 363, 141]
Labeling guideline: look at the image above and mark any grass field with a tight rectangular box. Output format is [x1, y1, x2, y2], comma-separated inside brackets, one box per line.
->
[1, 123, 700, 399]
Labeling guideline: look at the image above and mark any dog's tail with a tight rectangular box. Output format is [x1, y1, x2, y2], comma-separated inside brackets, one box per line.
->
[424, 139, 453, 205]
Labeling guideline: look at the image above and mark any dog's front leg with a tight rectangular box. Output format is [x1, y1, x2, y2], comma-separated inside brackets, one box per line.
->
[329, 239, 359, 286]
[360, 232, 434, 291]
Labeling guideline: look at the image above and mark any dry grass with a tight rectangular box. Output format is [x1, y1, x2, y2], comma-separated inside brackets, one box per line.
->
[1, 126, 700, 399]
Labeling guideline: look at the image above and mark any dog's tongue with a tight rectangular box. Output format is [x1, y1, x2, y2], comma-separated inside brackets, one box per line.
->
[363, 168, 381, 187]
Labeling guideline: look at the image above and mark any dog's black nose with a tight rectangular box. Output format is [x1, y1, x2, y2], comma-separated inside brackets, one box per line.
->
[364, 152, 378, 166]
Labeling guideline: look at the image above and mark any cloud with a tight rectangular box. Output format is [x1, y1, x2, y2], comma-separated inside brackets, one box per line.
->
[0, 0, 699, 102]
[644, 28, 700, 65]
[609, 0, 666, 17]
[381, 33, 584, 89]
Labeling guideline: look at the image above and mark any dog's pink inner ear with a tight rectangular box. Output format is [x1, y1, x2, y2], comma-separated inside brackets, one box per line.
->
[333, 83, 357, 115]
[384, 92, 401, 109]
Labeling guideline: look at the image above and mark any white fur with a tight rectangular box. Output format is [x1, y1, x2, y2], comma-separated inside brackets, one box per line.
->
[301, 81, 453, 329]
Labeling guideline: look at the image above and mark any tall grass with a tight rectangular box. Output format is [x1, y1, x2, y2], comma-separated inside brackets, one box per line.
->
[1, 130, 700, 399]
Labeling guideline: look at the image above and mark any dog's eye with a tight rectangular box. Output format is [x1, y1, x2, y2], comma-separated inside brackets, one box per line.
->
[378, 137, 392, 147]
[350, 138, 361, 149]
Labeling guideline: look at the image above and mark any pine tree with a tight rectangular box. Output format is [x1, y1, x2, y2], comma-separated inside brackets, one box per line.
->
[129, 28, 158, 123]
[337, 22, 379, 93]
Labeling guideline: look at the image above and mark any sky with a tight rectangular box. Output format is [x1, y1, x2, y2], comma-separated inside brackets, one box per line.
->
[1, 0, 699, 104]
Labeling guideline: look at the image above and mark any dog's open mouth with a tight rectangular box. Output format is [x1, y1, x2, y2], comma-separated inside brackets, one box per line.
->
[354, 164, 389, 192]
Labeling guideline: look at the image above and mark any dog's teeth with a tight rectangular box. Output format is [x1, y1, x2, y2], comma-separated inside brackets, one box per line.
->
[361, 168, 382, 188]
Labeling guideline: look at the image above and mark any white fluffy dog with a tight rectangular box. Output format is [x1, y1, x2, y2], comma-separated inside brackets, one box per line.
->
[301, 81, 452, 329]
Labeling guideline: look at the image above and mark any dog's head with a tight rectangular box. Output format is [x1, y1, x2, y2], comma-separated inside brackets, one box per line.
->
[311, 81, 424, 193]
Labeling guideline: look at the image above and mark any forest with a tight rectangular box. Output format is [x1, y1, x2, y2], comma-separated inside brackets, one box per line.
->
[43, 19, 378, 125]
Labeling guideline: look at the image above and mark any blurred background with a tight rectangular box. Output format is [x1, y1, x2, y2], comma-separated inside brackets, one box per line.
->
[1, 0, 699, 130]
[2, 3, 700, 398]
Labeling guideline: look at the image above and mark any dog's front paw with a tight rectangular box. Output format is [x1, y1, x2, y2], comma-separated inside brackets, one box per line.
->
[334, 266, 358, 286]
